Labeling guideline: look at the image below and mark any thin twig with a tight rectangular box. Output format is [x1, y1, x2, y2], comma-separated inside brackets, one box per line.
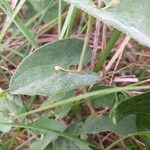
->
[90, 1, 101, 69]
[78, 15, 94, 71]
[106, 35, 131, 72]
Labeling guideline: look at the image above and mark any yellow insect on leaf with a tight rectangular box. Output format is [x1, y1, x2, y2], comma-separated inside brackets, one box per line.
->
[103, 0, 120, 10]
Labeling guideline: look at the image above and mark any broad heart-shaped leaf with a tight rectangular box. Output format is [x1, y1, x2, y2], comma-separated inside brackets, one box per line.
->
[114, 92, 150, 148]
[63, 0, 150, 47]
[10, 38, 99, 96]
[53, 114, 137, 150]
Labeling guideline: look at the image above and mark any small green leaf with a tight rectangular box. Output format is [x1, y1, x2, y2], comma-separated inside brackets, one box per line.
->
[10, 38, 99, 96]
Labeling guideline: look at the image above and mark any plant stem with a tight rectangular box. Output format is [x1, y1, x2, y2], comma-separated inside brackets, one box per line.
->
[94, 30, 121, 72]
[58, 0, 62, 36]
[90, 0, 101, 69]
[14, 85, 150, 118]
[78, 14, 94, 71]
[65, 7, 79, 38]
[59, 4, 75, 39]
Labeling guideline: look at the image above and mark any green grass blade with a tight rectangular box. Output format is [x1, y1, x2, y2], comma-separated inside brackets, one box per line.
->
[14, 85, 150, 118]
[65, 7, 79, 38]
[59, 4, 75, 39]
[0, 0, 26, 42]
[0, 0, 38, 48]
[94, 30, 121, 72]
[0, 13, 66, 65]
[32, 0, 55, 39]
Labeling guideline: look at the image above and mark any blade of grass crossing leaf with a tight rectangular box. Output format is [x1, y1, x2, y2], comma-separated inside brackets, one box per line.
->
[95, 30, 121, 72]
[65, 7, 79, 38]
[0, 13, 41, 56]
[59, 4, 75, 39]
[0, 13, 41, 62]
[24, 0, 55, 51]
[7, 12, 42, 44]
[14, 85, 150, 118]
[0, 0, 38, 48]
[0, 0, 26, 43]
[37, 12, 66, 36]
[77, 23, 87, 37]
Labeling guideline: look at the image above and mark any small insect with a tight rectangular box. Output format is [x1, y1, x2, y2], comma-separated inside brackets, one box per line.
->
[102, 0, 120, 10]
[54, 66, 79, 73]
[54, 66, 84, 74]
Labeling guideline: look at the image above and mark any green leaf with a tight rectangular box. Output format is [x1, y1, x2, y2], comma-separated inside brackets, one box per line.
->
[10, 38, 99, 96]
[63, 0, 150, 47]
[114, 92, 150, 148]
[54, 114, 137, 150]
[114, 92, 150, 126]
[90, 85, 130, 108]
[0, 91, 23, 132]
[82, 115, 137, 136]
[30, 118, 65, 150]
[53, 120, 92, 150]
